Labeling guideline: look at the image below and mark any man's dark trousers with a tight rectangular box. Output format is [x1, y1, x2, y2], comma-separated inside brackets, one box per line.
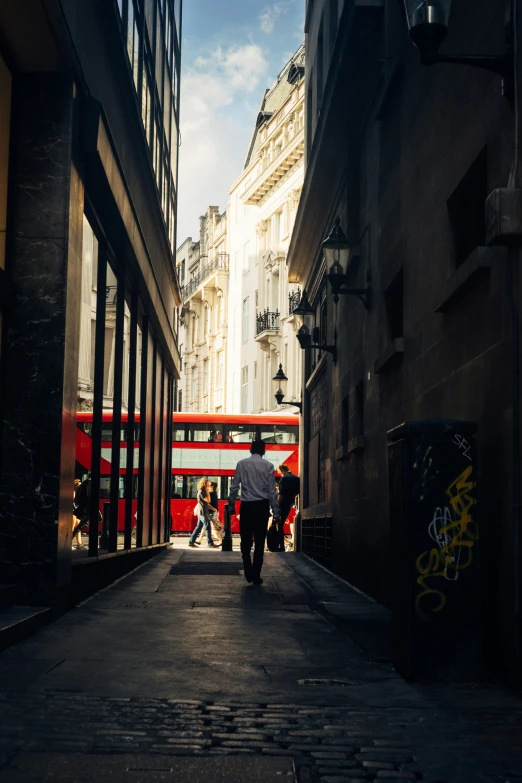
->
[239, 499, 270, 581]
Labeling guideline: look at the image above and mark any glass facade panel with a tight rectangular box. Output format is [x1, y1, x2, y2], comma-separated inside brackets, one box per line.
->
[119, 0, 180, 251]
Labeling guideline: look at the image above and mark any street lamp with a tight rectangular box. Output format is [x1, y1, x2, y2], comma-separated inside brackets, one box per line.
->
[402, 0, 514, 103]
[292, 288, 315, 350]
[292, 289, 337, 364]
[324, 217, 371, 309]
[272, 364, 302, 412]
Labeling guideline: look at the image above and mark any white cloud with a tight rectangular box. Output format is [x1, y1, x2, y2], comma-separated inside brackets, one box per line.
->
[177, 43, 269, 242]
[259, 2, 293, 34]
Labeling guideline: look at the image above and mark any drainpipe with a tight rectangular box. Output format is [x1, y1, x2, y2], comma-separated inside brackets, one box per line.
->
[508, 0, 522, 684]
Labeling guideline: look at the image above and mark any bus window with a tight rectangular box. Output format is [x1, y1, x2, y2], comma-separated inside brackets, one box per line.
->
[185, 475, 222, 499]
[173, 425, 186, 441]
[222, 476, 241, 499]
[226, 424, 256, 443]
[260, 424, 299, 444]
[124, 474, 139, 499]
[100, 476, 125, 499]
[172, 475, 183, 498]
[101, 424, 112, 442]
[187, 424, 224, 442]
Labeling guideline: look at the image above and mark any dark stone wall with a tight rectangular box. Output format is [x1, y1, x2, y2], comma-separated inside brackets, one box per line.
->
[299, 0, 521, 686]
[0, 74, 82, 599]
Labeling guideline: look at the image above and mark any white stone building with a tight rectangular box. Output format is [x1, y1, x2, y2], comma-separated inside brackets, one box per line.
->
[177, 206, 229, 413]
[226, 44, 305, 415]
[176, 44, 305, 415]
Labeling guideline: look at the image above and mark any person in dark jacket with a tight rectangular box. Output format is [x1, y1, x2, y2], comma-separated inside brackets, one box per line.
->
[276, 464, 300, 551]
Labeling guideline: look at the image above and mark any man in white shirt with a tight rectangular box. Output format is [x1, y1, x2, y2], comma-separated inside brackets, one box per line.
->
[228, 440, 280, 585]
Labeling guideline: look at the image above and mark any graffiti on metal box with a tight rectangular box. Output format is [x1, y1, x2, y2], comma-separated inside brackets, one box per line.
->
[415, 466, 477, 620]
[452, 434, 472, 461]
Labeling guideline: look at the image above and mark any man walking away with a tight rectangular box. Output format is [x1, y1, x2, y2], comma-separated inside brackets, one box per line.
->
[277, 464, 300, 552]
[228, 440, 280, 585]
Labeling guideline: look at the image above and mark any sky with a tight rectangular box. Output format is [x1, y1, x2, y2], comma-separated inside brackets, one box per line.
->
[176, 0, 305, 246]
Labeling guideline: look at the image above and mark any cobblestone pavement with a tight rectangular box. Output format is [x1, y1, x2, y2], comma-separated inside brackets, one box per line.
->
[0, 547, 522, 782]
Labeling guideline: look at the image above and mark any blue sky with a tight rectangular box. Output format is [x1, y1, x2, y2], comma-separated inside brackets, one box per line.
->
[177, 0, 305, 244]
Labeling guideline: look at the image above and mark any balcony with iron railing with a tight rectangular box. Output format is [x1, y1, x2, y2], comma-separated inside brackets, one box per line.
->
[288, 288, 301, 315]
[256, 309, 280, 337]
[181, 253, 229, 301]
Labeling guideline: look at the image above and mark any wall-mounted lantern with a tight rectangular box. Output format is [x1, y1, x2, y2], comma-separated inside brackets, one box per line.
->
[324, 217, 371, 309]
[402, 0, 514, 103]
[293, 289, 337, 364]
[272, 364, 302, 412]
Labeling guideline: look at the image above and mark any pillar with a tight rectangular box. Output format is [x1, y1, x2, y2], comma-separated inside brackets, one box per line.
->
[0, 75, 83, 601]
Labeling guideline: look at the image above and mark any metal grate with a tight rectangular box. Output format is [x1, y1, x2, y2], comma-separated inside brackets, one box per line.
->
[301, 515, 333, 569]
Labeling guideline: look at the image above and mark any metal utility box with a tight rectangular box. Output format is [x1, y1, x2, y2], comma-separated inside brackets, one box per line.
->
[387, 419, 480, 681]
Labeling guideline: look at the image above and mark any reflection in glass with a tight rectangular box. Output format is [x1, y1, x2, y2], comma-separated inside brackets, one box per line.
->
[75, 216, 100, 552]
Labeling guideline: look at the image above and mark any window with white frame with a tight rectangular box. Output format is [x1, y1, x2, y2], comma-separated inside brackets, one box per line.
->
[217, 351, 224, 389]
[191, 366, 197, 402]
[241, 365, 248, 413]
[242, 297, 249, 342]
[273, 212, 281, 245]
[203, 358, 209, 396]
[243, 240, 250, 274]
[253, 361, 257, 412]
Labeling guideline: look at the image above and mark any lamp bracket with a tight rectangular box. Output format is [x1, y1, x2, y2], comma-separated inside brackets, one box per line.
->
[309, 343, 337, 365]
[327, 272, 372, 310]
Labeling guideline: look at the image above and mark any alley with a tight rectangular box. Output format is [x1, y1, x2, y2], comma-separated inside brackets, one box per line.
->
[0, 548, 521, 782]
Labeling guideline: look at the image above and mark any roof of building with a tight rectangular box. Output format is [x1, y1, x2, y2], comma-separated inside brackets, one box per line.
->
[243, 42, 305, 170]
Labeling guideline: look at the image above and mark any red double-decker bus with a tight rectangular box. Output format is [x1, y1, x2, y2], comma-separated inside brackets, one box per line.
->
[75, 412, 299, 535]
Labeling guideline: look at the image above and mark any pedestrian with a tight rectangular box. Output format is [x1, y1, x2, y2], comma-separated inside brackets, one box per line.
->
[228, 439, 280, 585]
[72, 479, 84, 549]
[196, 480, 223, 546]
[72, 473, 91, 544]
[188, 478, 215, 548]
[277, 464, 300, 552]
[208, 481, 224, 543]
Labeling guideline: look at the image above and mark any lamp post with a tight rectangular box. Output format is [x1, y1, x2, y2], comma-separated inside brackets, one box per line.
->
[293, 289, 337, 364]
[324, 216, 371, 309]
[402, 0, 514, 104]
[272, 364, 302, 412]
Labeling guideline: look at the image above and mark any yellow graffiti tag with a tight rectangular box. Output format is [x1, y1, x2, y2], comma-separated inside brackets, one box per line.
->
[415, 466, 477, 621]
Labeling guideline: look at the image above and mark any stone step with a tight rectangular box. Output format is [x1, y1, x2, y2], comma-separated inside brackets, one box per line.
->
[0, 605, 51, 653]
[0, 583, 17, 609]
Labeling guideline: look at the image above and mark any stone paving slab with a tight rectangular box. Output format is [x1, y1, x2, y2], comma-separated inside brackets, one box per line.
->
[0, 546, 522, 782]
[0, 753, 294, 782]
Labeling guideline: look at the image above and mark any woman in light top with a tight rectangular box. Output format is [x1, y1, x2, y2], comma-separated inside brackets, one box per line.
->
[188, 478, 215, 548]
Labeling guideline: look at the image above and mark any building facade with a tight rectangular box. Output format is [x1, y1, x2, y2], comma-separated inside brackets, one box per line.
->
[0, 0, 182, 602]
[288, 0, 522, 688]
[177, 206, 229, 414]
[226, 45, 305, 415]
